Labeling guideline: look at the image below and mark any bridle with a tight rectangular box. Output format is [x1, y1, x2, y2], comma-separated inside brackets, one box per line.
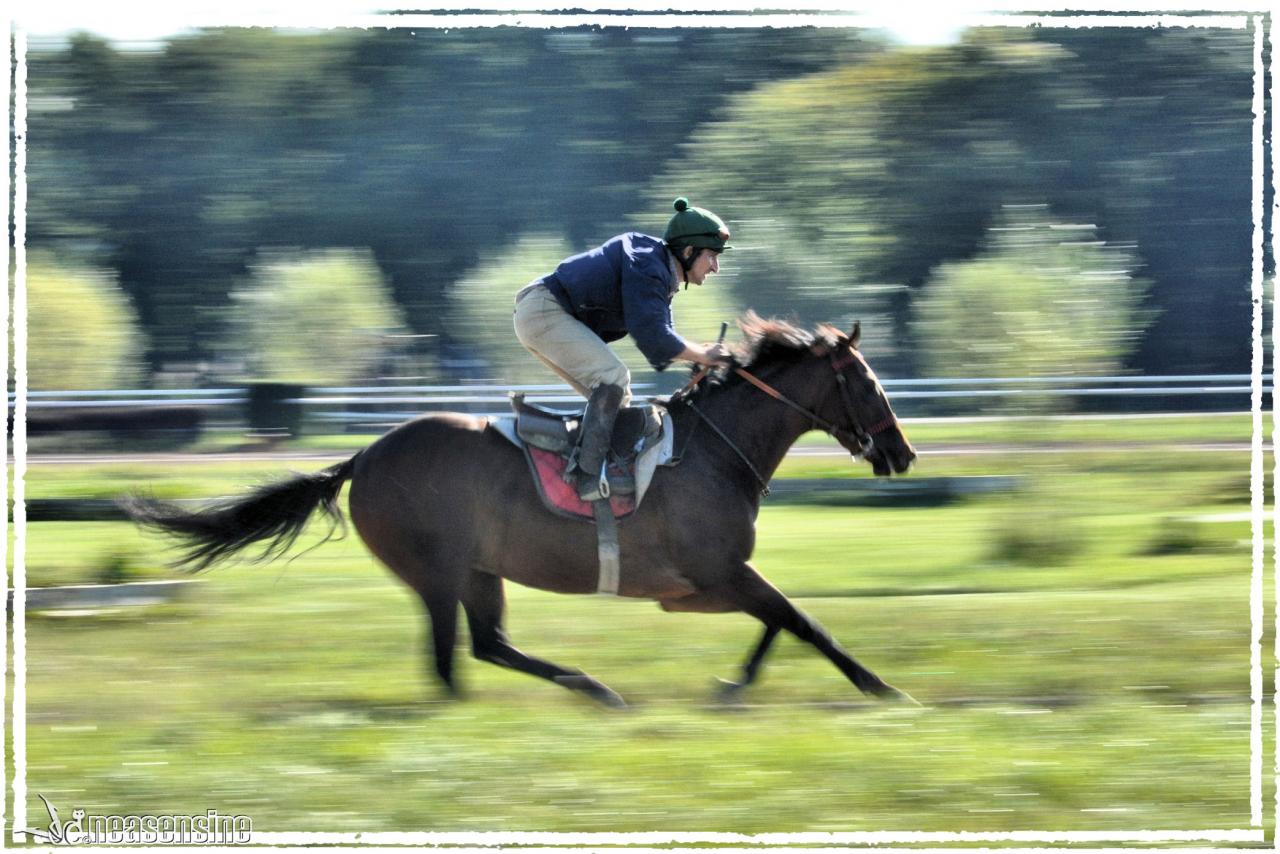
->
[677, 348, 900, 495]
[737, 350, 898, 455]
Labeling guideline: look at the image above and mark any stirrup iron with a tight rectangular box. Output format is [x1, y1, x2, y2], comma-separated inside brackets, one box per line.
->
[576, 459, 611, 502]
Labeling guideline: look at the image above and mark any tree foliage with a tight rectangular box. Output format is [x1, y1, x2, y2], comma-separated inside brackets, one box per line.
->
[229, 248, 406, 384]
[911, 205, 1151, 410]
[451, 233, 579, 385]
[25, 25, 1255, 386]
[28, 27, 870, 374]
[26, 251, 144, 390]
[655, 27, 1252, 376]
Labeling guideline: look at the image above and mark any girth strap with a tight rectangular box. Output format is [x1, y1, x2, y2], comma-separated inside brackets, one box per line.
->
[591, 498, 621, 595]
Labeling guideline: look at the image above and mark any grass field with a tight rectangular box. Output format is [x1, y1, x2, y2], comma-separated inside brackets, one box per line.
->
[15, 414, 1274, 841]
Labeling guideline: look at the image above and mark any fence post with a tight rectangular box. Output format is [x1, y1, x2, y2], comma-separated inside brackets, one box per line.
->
[245, 382, 306, 437]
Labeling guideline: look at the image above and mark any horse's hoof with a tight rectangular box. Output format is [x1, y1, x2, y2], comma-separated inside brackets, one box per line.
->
[554, 675, 628, 710]
[588, 685, 628, 710]
[876, 684, 922, 707]
[714, 677, 748, 705]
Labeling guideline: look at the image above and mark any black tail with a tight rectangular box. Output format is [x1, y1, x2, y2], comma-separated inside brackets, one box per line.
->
[121, 456, 358, 572]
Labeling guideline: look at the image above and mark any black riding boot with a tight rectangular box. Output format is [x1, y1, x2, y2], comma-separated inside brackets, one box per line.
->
[574, 383, 625, 501]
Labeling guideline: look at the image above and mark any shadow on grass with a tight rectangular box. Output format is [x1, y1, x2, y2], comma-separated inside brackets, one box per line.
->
[252, 695, 451, 726]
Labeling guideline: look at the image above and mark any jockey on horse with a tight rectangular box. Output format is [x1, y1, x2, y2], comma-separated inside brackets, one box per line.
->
[513, 197, 734, 501]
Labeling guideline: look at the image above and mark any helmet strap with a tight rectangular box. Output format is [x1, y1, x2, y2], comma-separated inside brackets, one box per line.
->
[670, 242, 695, 285]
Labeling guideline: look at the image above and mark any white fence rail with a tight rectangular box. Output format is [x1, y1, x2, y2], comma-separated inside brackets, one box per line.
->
[12, 375, 1272, 427]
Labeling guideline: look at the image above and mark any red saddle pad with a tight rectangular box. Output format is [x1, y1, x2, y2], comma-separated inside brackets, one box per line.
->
[528, 446, 636, 520]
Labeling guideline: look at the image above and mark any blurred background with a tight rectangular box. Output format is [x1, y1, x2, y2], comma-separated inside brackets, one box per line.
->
[11, 9, 1274, 840]
[19, 18, 1264, 420]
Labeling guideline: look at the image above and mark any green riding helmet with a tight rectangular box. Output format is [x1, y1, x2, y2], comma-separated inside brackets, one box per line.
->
[663, 197, 731, 252]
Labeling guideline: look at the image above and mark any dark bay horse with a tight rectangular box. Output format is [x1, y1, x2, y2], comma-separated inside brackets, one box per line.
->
[125, 315, 918, 707]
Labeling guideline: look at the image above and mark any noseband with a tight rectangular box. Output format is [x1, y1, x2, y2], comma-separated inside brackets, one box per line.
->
[678, 349, 899, 496]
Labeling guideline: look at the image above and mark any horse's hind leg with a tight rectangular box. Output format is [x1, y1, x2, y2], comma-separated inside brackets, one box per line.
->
[461, 571, 626, 709]
[718, 563, 918, 705]
[419, 590, 460, 694]
[363, 535, 466, 697]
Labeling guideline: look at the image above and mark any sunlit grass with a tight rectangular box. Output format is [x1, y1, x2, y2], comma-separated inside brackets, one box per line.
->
[25, 573, 1255, 833]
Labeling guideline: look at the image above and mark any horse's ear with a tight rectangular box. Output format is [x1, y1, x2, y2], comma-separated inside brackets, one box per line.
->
[849, 321, 861, 349]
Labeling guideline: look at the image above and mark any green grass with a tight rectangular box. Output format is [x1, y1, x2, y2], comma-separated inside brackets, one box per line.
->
[15, 418, 1273, 839]
[23, 573, 1257, 833]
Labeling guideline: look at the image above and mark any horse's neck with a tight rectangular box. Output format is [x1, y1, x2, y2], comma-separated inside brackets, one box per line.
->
[678, 372, 819, 484]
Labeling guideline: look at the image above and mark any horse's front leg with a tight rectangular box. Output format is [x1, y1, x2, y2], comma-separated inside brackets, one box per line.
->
[716, 625, 781, 703]
[658, 593, 779, 702]
[715, 562, 919, 705]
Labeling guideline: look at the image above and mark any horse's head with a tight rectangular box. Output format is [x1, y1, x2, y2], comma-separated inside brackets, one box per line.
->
[730, 313, 915, 477]
[817, 321, 916, 477]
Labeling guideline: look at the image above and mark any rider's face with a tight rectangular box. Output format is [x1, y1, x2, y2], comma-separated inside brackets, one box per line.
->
[685, 248, 722, 285]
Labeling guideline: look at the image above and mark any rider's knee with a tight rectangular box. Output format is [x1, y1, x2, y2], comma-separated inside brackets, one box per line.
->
[593, 365, 631, 405]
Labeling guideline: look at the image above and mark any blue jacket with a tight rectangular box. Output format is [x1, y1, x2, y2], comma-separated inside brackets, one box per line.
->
[541, 232, 687, 370]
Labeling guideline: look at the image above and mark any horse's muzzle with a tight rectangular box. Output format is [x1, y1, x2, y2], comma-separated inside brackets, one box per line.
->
[865, 438, 916, 477]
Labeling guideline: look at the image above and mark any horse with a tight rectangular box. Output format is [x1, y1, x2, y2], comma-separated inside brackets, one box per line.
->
[124, 314, 918, 708]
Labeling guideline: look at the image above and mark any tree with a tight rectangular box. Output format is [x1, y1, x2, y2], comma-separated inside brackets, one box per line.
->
[450, 233, 577, 386]
[652, 31, 1072, 367]
[228, 248, 406, 385]
[654, 26, 1252, 376]
[25, 250, 145, 390]
[910, 204, 1151, 411]
[29, 25, 1253, 378]
[28, 27, 872, 374]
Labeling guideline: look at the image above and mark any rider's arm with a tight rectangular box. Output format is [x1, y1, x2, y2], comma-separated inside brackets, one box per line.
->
[620, 274, 689, 371]
[619, 234, 731, 370]
[621, 279, 731, 369]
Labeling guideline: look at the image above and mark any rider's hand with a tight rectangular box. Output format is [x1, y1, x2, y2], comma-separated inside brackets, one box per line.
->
[677, 342, 733, 367]
[701, 342, 732, 365]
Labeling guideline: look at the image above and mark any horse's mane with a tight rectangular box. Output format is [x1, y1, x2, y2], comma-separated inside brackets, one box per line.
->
[731, 311, 845, 370]
[663, 312, 849, 406]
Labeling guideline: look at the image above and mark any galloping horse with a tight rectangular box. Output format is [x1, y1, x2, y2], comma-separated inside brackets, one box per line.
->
[125, 314, 918, 707]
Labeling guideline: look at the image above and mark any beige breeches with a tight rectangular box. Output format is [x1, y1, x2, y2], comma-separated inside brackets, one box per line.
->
[513, 284, 632, 405]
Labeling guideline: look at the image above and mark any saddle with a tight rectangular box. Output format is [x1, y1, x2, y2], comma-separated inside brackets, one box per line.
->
[490, 393, 673, 521]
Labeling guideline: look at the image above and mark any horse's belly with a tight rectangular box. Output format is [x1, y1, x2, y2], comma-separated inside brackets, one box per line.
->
[482, 530, 696, 600]
[489, 552, 598, 596]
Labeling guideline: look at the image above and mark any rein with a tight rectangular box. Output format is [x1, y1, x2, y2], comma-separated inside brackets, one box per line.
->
[685, 397, 772, 496]
[675, 350, 900, 497]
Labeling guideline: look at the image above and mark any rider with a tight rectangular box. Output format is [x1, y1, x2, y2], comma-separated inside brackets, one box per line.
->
[514, 197, 733, 500]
